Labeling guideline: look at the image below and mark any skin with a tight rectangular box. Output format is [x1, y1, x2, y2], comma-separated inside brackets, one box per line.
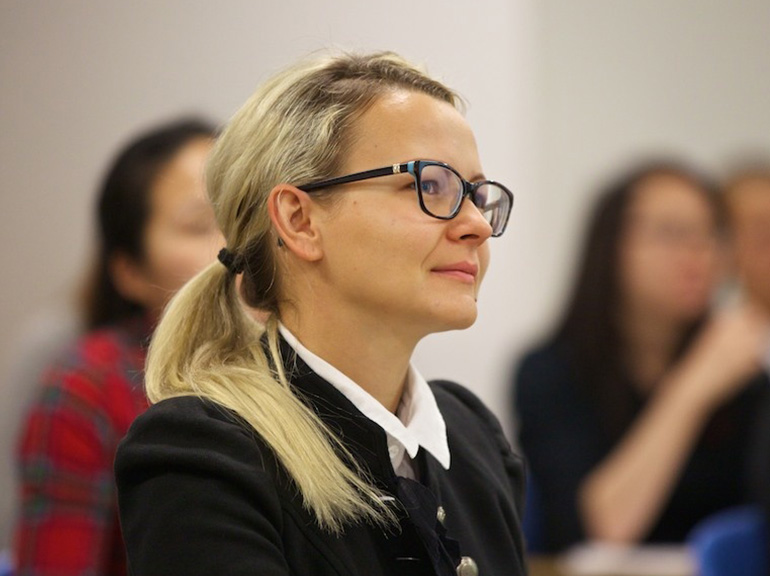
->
[579, 175, 770, 542]
[270, 89, 493, 413]
[726, 176, 770, 313]
[618, 174, 722, 388]
[112, 137, 224, 314]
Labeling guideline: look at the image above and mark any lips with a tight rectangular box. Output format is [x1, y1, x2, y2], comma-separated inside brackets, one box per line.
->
[431, 261, 479, 284]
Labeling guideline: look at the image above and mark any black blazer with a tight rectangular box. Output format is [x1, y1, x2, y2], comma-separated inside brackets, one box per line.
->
[115, 343, 527, 576]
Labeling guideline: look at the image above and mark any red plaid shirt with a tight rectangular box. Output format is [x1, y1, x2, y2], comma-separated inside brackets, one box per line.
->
[14, 318, 150, 576]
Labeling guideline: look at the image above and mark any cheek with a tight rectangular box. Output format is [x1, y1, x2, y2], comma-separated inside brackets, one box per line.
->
[478, 244, 491, 284]
[623, 245, 718, 313]
[328, 200, 427, 275]
[738, 236, 770, 269]
[144, 227, 222, 291]
[620, 244, 659, 292]
[671, 243, 721, 285]
[620, 246, 676, 311]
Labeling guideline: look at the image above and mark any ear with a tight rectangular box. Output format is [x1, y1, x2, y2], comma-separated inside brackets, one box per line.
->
[267, 184, 324, 262]
[109, 252, 155, 309]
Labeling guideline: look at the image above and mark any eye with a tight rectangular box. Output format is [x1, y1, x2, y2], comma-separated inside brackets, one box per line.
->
[473, 187, 489, 209]
[420, 178, 442, 196]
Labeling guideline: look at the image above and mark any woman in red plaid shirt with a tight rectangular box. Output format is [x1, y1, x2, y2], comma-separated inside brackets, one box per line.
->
[13, 118, 223, 576]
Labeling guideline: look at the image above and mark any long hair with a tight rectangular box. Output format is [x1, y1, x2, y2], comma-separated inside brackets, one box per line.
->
[82, 118, 217, 329]
[553, 160, 720, 439]
[146, 51, 459, 532]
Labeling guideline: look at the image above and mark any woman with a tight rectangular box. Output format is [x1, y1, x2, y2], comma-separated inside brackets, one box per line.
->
[115, 52, 525, 576]
[725, 164, 770, 566]
[15, 118, 222, 576]
[514, 162, 770, 552]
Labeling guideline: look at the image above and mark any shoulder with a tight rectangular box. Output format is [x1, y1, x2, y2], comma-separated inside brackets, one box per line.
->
[516, 339, 572, 381]
[514, 339, 577, 403]
[429, 379, 523, 469]
[429, 379, 498, 425]
[115, 396, 290, 574]
[64, 323, 145, 370]
[119, 395, 257, 461]
[40, 323, 146, 391]
[117, 395, 279, 502]
[30, 324, 146, 419]
[19, 324, 147, 442]
[429, 379, 507, 443]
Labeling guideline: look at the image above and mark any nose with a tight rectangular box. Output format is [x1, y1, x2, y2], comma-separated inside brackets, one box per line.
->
[449, 196, 493, 243]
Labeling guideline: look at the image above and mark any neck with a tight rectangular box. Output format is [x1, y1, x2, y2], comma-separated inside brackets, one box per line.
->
[279, 303, 418, 414]
[619, 304, 686, 392]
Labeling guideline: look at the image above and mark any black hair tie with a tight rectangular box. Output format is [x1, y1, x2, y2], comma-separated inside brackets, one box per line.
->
[217, 247, 245, 275]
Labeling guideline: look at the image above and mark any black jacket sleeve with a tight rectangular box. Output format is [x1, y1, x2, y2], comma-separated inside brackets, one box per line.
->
[115, 396, 291, 576]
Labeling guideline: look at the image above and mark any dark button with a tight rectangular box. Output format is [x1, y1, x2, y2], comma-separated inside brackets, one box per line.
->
[456, 556, 478, 576]
[436, 505, 447, 526]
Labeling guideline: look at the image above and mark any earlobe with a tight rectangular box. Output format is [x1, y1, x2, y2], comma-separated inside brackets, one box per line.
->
[267, 184, 324, 262]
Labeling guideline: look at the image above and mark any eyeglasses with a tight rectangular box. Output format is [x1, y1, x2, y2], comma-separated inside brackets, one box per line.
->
[297, 160, 514, 237]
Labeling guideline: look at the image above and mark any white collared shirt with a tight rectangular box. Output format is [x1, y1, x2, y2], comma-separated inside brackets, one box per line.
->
[278, 324, 451, 480]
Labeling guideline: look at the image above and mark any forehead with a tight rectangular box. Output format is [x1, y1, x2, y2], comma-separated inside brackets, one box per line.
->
[150, 139, 212, 209]
[344, 89, 481, 177]
[630, 173, 712, 220]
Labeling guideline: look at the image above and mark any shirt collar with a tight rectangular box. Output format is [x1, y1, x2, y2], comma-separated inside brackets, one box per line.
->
[278, 324, 450, 471]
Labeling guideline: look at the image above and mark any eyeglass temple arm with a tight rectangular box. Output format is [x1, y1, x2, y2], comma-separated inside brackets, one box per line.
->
[298, 163, 412, 192]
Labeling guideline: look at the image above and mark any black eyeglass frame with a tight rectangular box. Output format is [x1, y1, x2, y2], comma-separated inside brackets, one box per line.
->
[296, 160, 514, 237]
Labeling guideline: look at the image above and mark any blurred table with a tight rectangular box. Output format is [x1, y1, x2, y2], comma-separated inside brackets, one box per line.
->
[528, 543, 695, 576]
[529, 557, 565, 576]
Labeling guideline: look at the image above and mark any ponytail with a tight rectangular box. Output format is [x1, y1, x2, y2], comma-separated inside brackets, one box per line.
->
[146, 261, 395, 532]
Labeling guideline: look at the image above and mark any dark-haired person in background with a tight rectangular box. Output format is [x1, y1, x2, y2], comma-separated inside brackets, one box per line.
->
[724, 164, 770, 566]
[513, 162, 770, 552]
[725, 164, 770, 316]
[13, 118, 222, 576]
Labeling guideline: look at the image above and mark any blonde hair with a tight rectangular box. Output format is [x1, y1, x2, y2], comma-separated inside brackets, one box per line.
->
[145, 51, 459, 533]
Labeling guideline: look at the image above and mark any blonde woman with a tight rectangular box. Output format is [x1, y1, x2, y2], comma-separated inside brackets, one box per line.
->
[116, 52, 525, 576]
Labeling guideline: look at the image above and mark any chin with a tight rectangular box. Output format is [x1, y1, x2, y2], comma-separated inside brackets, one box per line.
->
[430, 307, 479, 333]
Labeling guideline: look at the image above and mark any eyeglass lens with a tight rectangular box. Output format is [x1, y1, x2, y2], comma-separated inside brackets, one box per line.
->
[418, 164, 510, 235]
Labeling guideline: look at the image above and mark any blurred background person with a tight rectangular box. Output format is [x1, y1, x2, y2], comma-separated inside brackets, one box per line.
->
[724, 164, 770, 315]
[13, 118, 222, 576]
[725, 163, 770, 567]
[513, 161, 770, 553]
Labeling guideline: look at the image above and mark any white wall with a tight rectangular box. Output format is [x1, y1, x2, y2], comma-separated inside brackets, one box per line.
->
[0, 0, 540, 547]
[538, 0, 770, 323]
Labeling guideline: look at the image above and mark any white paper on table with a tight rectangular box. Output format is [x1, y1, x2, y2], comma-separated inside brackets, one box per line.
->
[558, 542, 696, 576]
